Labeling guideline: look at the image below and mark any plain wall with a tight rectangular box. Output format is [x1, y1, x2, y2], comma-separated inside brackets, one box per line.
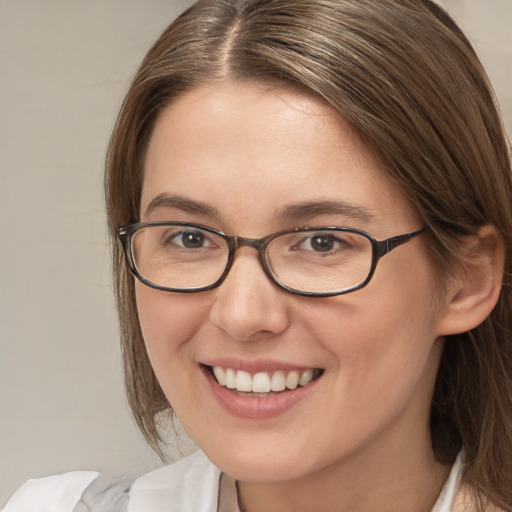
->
[0, 1, 196, 505]
[1, 0, 510, 505]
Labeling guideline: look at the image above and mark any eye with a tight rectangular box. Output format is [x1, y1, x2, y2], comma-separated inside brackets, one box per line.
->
[297, 233, 349, 253]
[167, 229, 215, 249]
[307, 234, 337, 252]
[177, 230, 204, 248]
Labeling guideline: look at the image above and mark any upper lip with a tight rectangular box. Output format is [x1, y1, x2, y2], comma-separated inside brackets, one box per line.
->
[201, 358, 322, 374]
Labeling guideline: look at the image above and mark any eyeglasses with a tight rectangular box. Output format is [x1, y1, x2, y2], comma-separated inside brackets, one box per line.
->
[118, 222, 424, 297]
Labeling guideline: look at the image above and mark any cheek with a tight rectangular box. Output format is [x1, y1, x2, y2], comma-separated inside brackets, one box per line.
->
[307, 290, 437, 377]
[134, 283, 221, 421]
[134, 283, 210, 388]
[136, 283, 204, 346]
[307, 256, 442, 404]
[367, 271, 440, 375]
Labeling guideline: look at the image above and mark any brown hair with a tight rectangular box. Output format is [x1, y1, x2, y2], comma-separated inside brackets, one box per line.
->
[105, 0, 512, 508]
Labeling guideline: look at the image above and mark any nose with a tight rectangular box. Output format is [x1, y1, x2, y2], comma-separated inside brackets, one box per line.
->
[208, 247, 290, 342]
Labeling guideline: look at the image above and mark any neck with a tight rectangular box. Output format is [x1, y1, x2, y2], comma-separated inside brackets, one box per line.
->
[237, 422, 452, 512]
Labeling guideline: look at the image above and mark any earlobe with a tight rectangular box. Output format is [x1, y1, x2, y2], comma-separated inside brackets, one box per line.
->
[436, 225, 505, 336]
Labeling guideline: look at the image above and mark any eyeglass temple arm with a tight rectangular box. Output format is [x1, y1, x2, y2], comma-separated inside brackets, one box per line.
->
[374, 228, 425, 259]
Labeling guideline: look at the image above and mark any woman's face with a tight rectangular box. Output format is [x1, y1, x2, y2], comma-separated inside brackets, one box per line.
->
[136, 81, 447, 482]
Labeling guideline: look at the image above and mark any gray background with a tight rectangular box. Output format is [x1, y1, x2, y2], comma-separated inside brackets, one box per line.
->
[1, 0, 510, 505]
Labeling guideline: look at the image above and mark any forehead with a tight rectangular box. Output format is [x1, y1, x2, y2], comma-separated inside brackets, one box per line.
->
[141, 81, 417, 234]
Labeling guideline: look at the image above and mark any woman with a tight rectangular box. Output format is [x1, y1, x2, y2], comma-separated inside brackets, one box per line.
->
[4, 0, 512, 510]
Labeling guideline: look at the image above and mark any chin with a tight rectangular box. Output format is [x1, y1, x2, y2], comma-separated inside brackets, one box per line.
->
[199, 439, 324, 483]
[216, 457, 307, 483]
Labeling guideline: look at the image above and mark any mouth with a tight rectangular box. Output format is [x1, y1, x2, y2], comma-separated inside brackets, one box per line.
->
[206, 365, 324, 397]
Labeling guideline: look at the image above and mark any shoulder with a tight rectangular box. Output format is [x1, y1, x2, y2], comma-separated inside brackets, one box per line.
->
[2, 451, 220, 512]
[129, 450, 221, 511]
[445, 453, 505, 512]
[451, 484, 477, 512]
[2, 471, 99, 511]
[452, 485, 506, 512]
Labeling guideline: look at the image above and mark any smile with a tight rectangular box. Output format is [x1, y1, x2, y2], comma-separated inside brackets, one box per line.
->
[209, 366, 323, 395]
[202, 363, 324, 419]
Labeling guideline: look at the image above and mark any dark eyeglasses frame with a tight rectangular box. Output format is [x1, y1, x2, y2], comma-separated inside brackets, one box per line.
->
[118, 222, 425, 297]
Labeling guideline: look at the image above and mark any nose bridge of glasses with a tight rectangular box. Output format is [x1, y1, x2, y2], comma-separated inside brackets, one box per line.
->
[228, 236, 271, 275]
[232, 236, 266, 252]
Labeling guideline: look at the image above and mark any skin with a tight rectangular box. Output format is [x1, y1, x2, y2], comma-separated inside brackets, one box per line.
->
[136, 81, 455, 512]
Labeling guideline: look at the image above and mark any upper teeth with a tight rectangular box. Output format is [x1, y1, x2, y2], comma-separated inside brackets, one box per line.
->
[212, 367, 316, 393]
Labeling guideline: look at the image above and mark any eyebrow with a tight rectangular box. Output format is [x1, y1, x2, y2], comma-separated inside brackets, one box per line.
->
[144, 193, 375, 224]
[144, 193, 219, 218]
[275, 200, 376, 223]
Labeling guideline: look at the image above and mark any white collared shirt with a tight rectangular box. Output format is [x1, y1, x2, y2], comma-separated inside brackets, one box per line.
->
[2, 450, 464, 512]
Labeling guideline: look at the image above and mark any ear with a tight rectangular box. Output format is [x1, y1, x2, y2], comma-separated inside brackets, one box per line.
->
[436, 225, 505, 336]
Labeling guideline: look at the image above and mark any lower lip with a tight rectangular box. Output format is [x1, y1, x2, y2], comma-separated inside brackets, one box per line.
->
[201, 366, 320, 419]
